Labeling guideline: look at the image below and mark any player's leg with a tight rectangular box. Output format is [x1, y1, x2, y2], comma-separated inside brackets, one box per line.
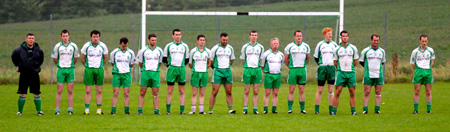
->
[225, 83, 235, 114]
[374, 85, 382, 113]
[30, 72, 42, 115]
[123, 87, 130, 114]
[349, 87, 356, 114]
[191, 86, 198, 114]
[315, 80, 325, 114]
[67, 82, 74, 114]
[425, 84, 432, 113]
[252, 83, 260, 114]
[95, 85, 103, 114]
[111, 87, 120, 115]
[298, 84, 306, 114]
[243, 84, 250, 114]
[166, 82, 174, 114]
[17, 72, 29, 115]
[288, 84, 295, 113]
[198, 87, 206, 114]
[209, 83, 220, 114]
[178, 82, 186, 115]
[413, 83, 421, 113]
[327, 82, 335, 114]
[272, 88, 279, 113]
[363, 85, 372, 113]
[152, 87, 160, 114]
[84, 85, 92, 114]
[263, 88, 271, 114]
[138, 86, 147, 115]
[332, 86, 344, 115]
[55, 83, 64, 115]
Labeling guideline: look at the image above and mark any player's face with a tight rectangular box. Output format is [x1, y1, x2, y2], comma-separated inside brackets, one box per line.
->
[61, 33, 70, 43]
[371, 36, 380, 48]
[294, 32, 303, 43]
[197, 37, 205, 47]
[249, 32, 258, 42]
[270, 40, 279, 50]
[420, 37, 428, 47]
[324, 31, 332, 41]
[120, 42, 128, 48]
[148, 37, 157, 47]
[172, 31, 182, 42]
[340, 33, 349, 43]
[91, 34, 100, 44]
[25, 35, 35, 46]
[220, 36, 229, 46]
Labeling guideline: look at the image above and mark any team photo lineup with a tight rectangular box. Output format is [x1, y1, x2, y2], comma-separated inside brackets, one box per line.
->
[12, 27, 435, 116]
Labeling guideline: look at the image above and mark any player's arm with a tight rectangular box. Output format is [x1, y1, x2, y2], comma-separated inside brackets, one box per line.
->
[80, 54, 86, 65]
[53, 58, 58, 64]
[139, 62, 143, 68]
[313, 44, 321, 65]
[73, 58, 78, 64]
[284, 54, 289, 66]
[354, 59, 358, 67]
[103, 54, 108, 66]
[230, 59, 234, 66]
[430, 59, 434, 68]
[334, 60, 338, 68]
[11, 49, 20, 67]
[306, 53, 310, 64]
[410, 50, 416, 70]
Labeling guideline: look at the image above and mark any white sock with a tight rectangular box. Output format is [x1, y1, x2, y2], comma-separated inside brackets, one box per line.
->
[191, 105, 196, 112]
[97, 109, 102, 113]
[85, 108, 89, 113]
[199, 105, 204, 112]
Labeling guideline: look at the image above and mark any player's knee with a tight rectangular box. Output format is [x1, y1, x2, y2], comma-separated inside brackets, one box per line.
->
[414, 91, 420, 96]
[425, 92, 431, 96]
[225, 91, 232, 96]
[375, 91, 381, 95]
[316, 90, 323, 95]
[57, 89, 63, 95]
[85, 91, 91, 95]
[124, 93, 129, 98]
[364, 91, 370, 96]
[273, 92, 278, 97]
[179, 90, 185, 95]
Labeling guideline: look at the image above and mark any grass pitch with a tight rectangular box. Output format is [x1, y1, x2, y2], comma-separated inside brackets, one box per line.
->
[0, 82, 449, 131]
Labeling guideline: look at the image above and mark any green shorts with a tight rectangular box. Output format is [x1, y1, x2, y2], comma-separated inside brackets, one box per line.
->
[264, 73, 281, 89]
[140, 70, 160, 87]
[242, 68, 262, 84]
[287, 67, 307, 85]
[190, 72, 209, 87]
[166, 66, 186, 83]
[212, 68, 233, 84]
[363, 76, 384, 86]
[57, 68, 75, 83]
[316, 66, 336, 81]
[84, 68, 104, 85]
[413, 69, 433, 84]
[335, 71, 357, 87]
[112, 73, 131, 87]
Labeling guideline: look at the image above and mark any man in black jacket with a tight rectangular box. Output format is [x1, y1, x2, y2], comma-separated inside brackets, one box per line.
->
[11, 33, 45, 115]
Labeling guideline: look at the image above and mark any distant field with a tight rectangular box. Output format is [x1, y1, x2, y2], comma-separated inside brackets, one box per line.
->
[0, 82, 449, 131]
[0, 0, 449, 84]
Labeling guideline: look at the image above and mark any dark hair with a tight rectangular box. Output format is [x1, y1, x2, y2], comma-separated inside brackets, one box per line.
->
[249, 30, 257, 35]
[340, 30, 349, 36]
[420, 34, 428, 40]
[61, 29, 69, 36]
[294, 30, 302, 36]
[120, 37, 128, 44]
[220, 32, 228, 37]
[371, 33, 380, 40]
[25, 33, 34, 38]
[197, 34, 206, 40]
[148, 33, 157, 39]
[172, 29, 181, 35]
[90, 30, 101, 37]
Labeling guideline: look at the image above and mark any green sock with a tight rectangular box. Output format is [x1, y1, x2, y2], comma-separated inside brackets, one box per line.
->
[111, 107, 116, 113]
[138, 107, 143, 113]
[351, 107, 356, 113]
[228, 106, 233, 110]
[85, 104, 90, 108]
[375, 106, 380, 111]
[97, 104, 102, 109]
[180, 105, 185, 113]
[166, 104, 171, 113]
[427, 102, 432, 112]
[329, 105, 333, 113]
[363, 106, 369, 112]
[315, 105, 320, 112]
[18, 96, 26, 113]
[253, 106, 257, 112]
[288, 100, 293, 111]
[264, 106, 268, 111]
[299, 101, 305, 111]
[209, 107, 214, 111]
[243, 106, 248, 112]
[414, 102, 419, 112]
[332, 107, 337, 113]
[154, 109, 159, 114]
[34, 96, 42, 112]
[124, 107, 129, 113]
[272, 106, 277, 112]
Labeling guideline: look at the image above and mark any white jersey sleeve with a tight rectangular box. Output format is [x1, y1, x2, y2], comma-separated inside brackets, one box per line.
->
[260, 51, 267, 67]
[73, 43, 80, 58]
[163, 44, 169, 57]
[129, 50, 136, 65]
[313, 42, 321, 58]
[185, 43, 190, 59]
[240, 44, 246, 60]
[80, 43, 88, 55]
[137, 49, 144, 63]
[352, 45, 359, 60]
[209, 45, 217, 61]
[230, 46, 235, 60]
[51, 43, 60, 58]
[410, 49, 417, 64]
[109, 48, 117, 63]
[100, 42, 108, 55]
[189, 48, 195, 64]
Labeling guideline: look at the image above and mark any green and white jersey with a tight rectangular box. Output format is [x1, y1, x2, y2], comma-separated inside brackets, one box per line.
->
[109, 47, 136, 74]
[163, 41, 189, 67]
[81, 41, 108, 68]
[189, 47, 211, 72]
[359, 46, 386, 78]
[51, 41, 79, 68]
[261, 50, 284, 74]
[137, 46, 163, 72]
[284, 41, 310, 68]
[410, 46, 435, 69]
[314, 40, 338, 66]
[210, 43, 235, 69]
[333, 43, 359, 72]
[240, 42, 264, 68]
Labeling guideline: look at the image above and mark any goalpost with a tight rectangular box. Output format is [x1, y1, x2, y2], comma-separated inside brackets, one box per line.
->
[140, 0, 344, 48]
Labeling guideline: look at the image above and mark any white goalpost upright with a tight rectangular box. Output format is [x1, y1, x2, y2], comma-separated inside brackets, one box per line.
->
[141, 0, 344, 48]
